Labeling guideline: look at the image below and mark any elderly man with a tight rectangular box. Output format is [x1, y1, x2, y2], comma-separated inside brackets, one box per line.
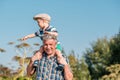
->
[27, 34, 73, 80]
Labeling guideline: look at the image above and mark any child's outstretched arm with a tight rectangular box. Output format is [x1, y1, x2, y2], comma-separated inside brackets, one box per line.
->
[21, 33, 36, 41]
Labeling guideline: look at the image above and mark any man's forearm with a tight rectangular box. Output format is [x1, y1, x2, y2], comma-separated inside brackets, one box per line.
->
[64, 64, 73, 80]
[27, 61, 35, 76]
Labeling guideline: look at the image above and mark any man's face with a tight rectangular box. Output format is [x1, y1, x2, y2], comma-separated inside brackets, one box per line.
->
[43, 39, 56, 55]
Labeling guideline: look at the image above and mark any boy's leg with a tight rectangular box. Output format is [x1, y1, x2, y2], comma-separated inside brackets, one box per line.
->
[31, 46, 44, 62]
[56, 43, 63, 58]
[31, 50, 42, 62]
[39, 45, 44, 53]
[56, 43, 62, 51]
[55, 49, 62, 58]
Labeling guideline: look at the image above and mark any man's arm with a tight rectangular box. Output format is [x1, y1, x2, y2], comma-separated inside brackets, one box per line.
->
[57, 56, 73, 80]
[27, 60, 35, 76]
[27, 52, 41, 76]
[64, 64, 73, 80]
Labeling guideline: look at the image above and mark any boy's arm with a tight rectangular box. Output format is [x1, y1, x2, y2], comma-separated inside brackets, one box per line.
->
[21, 33, 36, 40]
[44, 31, 58, 37]
[44, 26, 58, 36]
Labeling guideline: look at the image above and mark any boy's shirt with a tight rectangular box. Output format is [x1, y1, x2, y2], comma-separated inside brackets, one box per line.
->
[35, 25, 57, 40]
[35, 25, 62, 51]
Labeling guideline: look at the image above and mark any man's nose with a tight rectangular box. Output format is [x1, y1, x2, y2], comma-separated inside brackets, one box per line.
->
[46, 45, 50, 48]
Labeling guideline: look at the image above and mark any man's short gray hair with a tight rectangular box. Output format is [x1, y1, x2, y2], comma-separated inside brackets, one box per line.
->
[42, 34, 57, 41]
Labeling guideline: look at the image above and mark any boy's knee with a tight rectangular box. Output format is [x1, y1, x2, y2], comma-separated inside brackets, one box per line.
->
[56, 49, 62, 58]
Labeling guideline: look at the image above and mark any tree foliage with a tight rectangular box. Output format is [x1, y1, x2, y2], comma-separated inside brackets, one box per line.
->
[109, 32, 120, 64]
[84, 37, 111, 79]
[84, 31, 120, 79]
[68, 51, 91, 80]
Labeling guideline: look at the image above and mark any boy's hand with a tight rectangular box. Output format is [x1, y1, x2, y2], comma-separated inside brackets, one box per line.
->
[44, 31, 50, 34]
[21, 36, 28, 41]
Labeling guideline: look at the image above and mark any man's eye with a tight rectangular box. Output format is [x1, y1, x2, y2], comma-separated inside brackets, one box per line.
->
[50, 44, 53, 46]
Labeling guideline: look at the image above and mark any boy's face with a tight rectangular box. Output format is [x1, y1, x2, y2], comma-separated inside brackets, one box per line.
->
[36, 19, 45, 29]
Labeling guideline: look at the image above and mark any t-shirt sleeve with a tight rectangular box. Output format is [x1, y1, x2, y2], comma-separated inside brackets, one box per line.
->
[50, 27, 58, 32]
[35, 31, 40, 37]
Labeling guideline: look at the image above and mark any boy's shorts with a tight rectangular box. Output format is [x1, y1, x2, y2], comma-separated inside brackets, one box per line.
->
[56, 43, 62, 51]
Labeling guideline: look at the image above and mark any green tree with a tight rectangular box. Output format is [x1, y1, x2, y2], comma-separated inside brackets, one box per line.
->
[101, 64, 120, 80]
[68, 50, 91, 80]
[100, 31, 120, 80]
[84, 31, 120, 79]
[84, 37, 111, 79]
[109, 32, 120, 64]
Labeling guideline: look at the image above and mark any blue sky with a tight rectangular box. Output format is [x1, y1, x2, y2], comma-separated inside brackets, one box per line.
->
[0, 0, 120, 69]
